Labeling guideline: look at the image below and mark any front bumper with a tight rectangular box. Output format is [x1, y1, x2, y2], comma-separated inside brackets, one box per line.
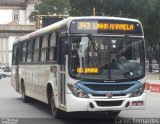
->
[65, 92, 146, 112]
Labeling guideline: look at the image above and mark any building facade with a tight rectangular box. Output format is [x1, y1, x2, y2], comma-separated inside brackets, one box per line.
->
[0, 0, 37, 66]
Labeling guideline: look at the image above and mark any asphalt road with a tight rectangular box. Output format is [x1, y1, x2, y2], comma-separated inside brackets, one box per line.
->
[0, 77, 160, 124]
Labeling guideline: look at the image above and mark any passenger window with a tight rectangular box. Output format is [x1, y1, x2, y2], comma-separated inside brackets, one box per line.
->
[22, 42, 27, 63]
[50, 33, 56, 46]
[40, 49, 47, 62]
[27, 41, 33, 63]
[48, 33, 57, 62]
[33, 38, 39, 63]
[12, 45, 17, 64]
[42, 36, 48, 48]
[58, 37, 67, 65]
[40, 35, 49, 62]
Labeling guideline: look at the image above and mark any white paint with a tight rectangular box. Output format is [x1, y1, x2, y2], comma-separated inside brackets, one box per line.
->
[0, 1, 36, 65]
[0, 9, 29, 25]
[25, 2, 35, 25]
[9, 37, 16, 51]
[19, 10, 26, 25]
[0, 10, 12, 24]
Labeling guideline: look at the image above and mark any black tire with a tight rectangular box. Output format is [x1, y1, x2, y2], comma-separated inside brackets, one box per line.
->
[21, 83, 30, 103]
[50, 92, 64, 118]
[108, 111, 121, 117]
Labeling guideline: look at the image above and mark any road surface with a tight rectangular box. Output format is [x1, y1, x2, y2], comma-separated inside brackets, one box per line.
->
[0, 76, 160, 124]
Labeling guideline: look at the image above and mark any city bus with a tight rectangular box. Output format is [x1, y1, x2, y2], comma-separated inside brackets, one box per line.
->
[11, 16, 146, 118]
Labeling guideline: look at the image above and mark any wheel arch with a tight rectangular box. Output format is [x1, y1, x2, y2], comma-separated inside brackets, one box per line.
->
[46, 82, 54, 105]
[20, 78, 24, 93]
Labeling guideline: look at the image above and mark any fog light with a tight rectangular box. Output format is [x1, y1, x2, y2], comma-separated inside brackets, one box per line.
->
[132, 101, 143, 106]
[125, 101, 130, 108]
[89, 102, 94, 108]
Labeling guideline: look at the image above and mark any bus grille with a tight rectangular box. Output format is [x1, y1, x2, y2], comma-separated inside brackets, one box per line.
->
[96, 100, 123, 107]
[92, 94, 126, 97]
[84, 84, 134, 91]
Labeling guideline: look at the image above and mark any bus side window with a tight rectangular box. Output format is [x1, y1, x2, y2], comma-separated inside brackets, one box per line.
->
[12, 44, 22, 65]
[27, 40, 33, 63]
[58, 37, 67, 65]
[19, 43, 23, 63]
[33, 38, 39, 63]
[12, 45, 17, 65]
[48, 32, 57, 62]
[40, 35, 48, 62]
[22, 42, 27, 63]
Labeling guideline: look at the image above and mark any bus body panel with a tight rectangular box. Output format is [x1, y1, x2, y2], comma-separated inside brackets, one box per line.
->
[11, 16, 146, 114]
[13, 64, 60, 104]
[11, 65, 17, 91]
[65, 92, 146, 112]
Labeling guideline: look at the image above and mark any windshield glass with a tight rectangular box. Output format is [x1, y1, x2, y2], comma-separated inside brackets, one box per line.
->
[69, 36, 145, 81]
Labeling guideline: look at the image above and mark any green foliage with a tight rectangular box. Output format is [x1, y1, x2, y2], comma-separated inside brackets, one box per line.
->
[29, 0, 70, 21]
[39, 0, 70, 14]
[69, 0, 160, 68]
[69, 0, 103, 16]
[29, 0, 160, 68]
[29, 10, 38, 22]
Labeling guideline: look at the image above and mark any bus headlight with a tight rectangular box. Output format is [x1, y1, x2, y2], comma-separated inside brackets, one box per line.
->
[130, 83, 146, 97]
[67, 84, 89, 98]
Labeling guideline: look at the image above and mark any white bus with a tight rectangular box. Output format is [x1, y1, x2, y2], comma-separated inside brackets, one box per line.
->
[11, 17, 146, 118]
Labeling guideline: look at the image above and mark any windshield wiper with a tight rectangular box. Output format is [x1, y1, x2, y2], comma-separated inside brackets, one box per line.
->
[117, 35, 129, 53]
[87, 34, 98, 51]
[87, 34, 100, 66]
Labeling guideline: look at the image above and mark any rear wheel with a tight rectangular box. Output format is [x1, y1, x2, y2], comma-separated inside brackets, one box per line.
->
[21, 83, 30, 103]
[50, 92, 64, 118]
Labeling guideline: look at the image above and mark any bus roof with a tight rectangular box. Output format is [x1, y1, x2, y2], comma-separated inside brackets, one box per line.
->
[14, 16, 142, 44]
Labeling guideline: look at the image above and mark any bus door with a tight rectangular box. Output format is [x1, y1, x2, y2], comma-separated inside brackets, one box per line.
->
[58, 36, 67, 106]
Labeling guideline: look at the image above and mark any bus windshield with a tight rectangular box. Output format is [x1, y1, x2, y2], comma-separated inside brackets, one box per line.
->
[69, 36, 145, 81]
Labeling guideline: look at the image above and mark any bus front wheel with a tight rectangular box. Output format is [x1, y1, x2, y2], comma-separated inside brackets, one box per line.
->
[50, 92, 64, 118]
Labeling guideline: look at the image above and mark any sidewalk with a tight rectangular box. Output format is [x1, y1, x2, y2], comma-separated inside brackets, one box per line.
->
[146, 72, 160, 84]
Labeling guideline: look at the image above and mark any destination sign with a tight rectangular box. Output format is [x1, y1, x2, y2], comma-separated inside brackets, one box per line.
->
[77, 22, 135, 31]
[77, 67, 99, 74]
[70, 19, 143, 35]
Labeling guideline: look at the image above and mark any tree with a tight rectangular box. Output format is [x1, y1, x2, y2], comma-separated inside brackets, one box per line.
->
[144, 0, 160, 72]
[69, 0, 104, 16]
[30, 0, 160, 72]
[69, 0, 160, 72]
[29, 0, 70, 21]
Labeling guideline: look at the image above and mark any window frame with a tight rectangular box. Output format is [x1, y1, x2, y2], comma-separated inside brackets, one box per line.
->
[48, 32, 57, 62]
[13, 10, 20, 21]
[26, 40, 34, 63]
[21, 42, 27, 64]
[33, 38, 40, 63]
[39, 35, 49, 63]
[12, 45, 17, 65]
